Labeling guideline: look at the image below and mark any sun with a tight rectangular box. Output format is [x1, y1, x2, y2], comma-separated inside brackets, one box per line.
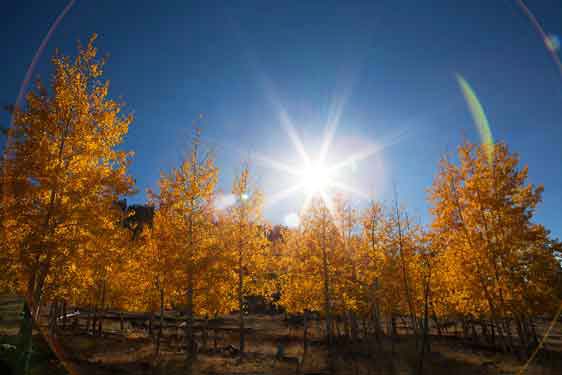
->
[250, 84, 396, 211]
[300, 161, 333, 195]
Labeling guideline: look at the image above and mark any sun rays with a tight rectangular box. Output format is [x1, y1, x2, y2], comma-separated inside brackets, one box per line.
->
[255, 92, 397, 216]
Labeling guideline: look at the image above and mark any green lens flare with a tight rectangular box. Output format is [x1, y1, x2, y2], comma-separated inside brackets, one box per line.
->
[456, 74, 494, 164]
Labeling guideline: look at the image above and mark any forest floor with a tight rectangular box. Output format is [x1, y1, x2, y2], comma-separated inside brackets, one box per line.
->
[0, 295, 68, 374]
[52, 314, 562, 375]
[2, 297, 562, 374]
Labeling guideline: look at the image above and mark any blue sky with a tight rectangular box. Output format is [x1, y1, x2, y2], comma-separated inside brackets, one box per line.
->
[2, 0, 561, 238]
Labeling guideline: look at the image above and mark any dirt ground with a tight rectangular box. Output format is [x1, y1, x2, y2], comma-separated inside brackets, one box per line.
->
[52, 314, 562, 375]
[0, 296, 68, 374]
[3, 296, 562, 375]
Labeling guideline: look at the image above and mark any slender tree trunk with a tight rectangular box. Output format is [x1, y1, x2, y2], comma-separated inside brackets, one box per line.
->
[238, 237, 245, 358]
[184, 274, 195, 375]
[350, 312, 359, 344]
[515, 315, 532, 357]
[461, 319, 468, 340]
[371, 288, 383, 348]
[522, 318, 531, 348]
[85, 304, 92, 336]
[362, 319, 369, 341]
[393, 195, 418, 341]
[98, 279, 106, 336]
[319, 206, 334, 371]
[53, 300, 60, 334]
[303, 311, 309, 358]
[148, 310, 154, 338]
[32, 264, 49, 321]
[431, 306, 442, 338]
[202, 315, 209, 351]
[343, 312, 350, 342]
[214, 313, 218, 350]
[175, 322, 180, 352]
[335, 317, 342, 339]
[390, 313, 397, 355]
[186, 273, 195, 361]
[480, 321, 489, 344]
[62, 300, 67, 330]
[391, 314, 398, 337]
[503, 318, 514, 352]
[91, 301, 98, 336]
[320, 212, 333, 346]
[156, 288, 164, 357]
[56, 300, 62, 333]
[371, 314, 381, 351]
[417, 271, 431, 375]
[17, 302, 33, 375]
[530, 318, 539, 346]
[471, 322, 479, 344]
[48, 300, 56, 336]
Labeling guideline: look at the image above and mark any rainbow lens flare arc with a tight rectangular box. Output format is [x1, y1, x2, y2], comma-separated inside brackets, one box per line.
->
[456, 74, 495, 165]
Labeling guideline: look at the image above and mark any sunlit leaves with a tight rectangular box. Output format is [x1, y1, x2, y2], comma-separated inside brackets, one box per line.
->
[428, 141, 561, 321]
[1, 34, 134, 310]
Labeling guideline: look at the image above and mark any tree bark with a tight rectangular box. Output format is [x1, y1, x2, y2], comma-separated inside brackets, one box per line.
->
[214, 313, 218, 350]
[62, 300, 67, 330]
[202, 315, 209, 351]
[417, 276, 431, 375]
[238, 236, 245, 358]
[156, 288, 164, 357]
[91, 302, 98, 336]
[17, 302, 33, 375]
[148, 310, 154, 338]
[186, 273, 195, 361]
[320, 209, 333, 346]
[303, 311, 309, 356]
[98, 279, 106, 336]
[431, 306, 442, 338]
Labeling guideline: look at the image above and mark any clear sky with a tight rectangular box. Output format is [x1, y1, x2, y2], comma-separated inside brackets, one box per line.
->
[2, 0, 561, 238]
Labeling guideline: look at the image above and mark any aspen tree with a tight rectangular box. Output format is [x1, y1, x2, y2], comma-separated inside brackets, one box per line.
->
[1, 34, 134, 318]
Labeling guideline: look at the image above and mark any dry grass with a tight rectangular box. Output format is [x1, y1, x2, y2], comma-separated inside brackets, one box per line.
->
[51, 314, 562, 375]
[3, 299, 562, 375]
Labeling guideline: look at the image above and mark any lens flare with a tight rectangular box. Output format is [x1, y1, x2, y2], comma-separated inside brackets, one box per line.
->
[456, 74, 494, 164]
[515, 0, 562, 77]
[284, 213, 300, 228]
[11, 0, 76, 128]
[546, 34, 560, 53]
[215, 193, 236, 210]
